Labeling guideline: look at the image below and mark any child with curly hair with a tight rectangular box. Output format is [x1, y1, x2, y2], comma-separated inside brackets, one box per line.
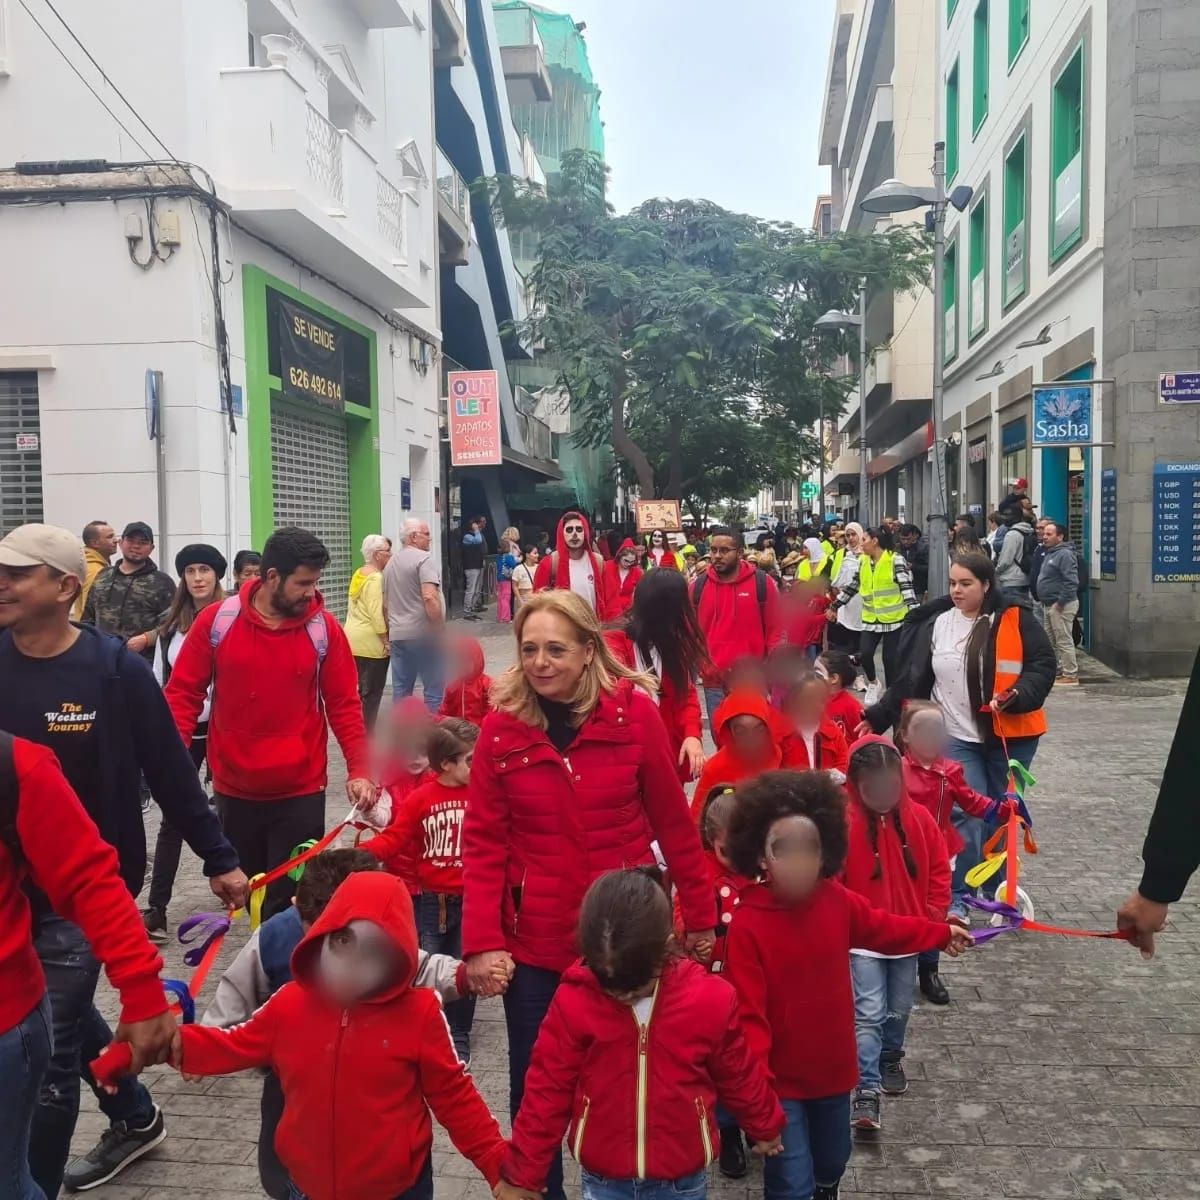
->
[723, 770, 971, 1200]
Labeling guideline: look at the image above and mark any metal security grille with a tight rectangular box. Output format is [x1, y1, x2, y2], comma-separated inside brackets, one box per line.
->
[0, 372, 44, 534]
[270, 401, 352, 620]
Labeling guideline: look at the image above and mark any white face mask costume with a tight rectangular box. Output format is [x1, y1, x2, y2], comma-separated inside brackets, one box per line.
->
[317, 919, 394, 1005]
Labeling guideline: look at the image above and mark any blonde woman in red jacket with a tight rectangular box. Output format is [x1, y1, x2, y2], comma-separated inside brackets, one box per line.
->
[462, 591, 716, 1200]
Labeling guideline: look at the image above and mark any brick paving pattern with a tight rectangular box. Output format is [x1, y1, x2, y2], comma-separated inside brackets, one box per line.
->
[76, 629, 1197, 1199]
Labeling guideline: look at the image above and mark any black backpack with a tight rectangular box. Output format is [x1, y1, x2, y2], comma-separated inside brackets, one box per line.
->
[0, 730, 20, 866]
[692, 568, 770, 640]
[1008, 526, 1037, 577]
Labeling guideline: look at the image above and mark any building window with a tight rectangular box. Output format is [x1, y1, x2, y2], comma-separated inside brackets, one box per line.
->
[968, 195, 988, 341]
[1051, 44, 1085, 263]
[1003, 133, 1028, 307]
[1008, 0, 1030, 69]
[946, 61, 960, 182]
[944, 239, 959, 365]
[949, 0, 960, 20]
[1001, 416, 1028, 493]
[972, 0, 990, 136]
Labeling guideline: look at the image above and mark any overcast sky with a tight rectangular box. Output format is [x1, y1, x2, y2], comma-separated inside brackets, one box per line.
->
[531, 0, 838, 224]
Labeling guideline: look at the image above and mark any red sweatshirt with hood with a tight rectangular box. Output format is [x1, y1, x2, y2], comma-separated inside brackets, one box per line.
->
[165, 580, 370, 801]
[691, 691, 787, 821]
[601, 539, 643, 618]
[378, 697, 436, 894]
[902, 752, 995, 857]
[1, 738, 166, 1033]
[691, 560, 782, 686]
[532, 511, 613, 619]
[503, 956, 784, 1190]
[842, 736, 951, 922]
[179, 872, 505, 1200]
[436, 637, 492, 725]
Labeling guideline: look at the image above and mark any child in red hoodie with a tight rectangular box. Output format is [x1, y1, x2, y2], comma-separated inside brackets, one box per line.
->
[174, 872, 519, 1200]
[782, 672, 850, 781]
[601, 539, 643, 618]
[841, 736, 952, 1132]
[501, 868, 785, 1200]
[365, 718, 477, 1062]
[376, 698, 435, 895]
[898, 701, 1007, 1006]
[436, 636, 492, 724]
[692, 692, 788, 823]
[784, 575, 831, 661]
[816, 651, 864, 741]
[723, 770, 970, 1200]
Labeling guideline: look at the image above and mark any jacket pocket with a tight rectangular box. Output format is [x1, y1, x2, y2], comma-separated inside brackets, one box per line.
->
[696, 1097, 714, 1167]
[572, 1095, 591, 1161]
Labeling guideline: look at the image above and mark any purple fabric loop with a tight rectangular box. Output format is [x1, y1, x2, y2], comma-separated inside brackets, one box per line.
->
[162, 978, 197, 1024]
[177, 911, 231, 967]
[965, 896, 1024, 945]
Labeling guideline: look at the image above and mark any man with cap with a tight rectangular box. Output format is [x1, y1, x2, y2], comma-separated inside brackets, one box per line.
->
[0, 524, 247, 1196]
[81, 521, 176, 662]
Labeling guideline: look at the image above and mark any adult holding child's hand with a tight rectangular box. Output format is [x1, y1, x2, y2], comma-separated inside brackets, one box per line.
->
[462, 590, 715, 1200]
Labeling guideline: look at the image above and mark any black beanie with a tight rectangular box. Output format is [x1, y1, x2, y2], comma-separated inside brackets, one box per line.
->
[175, 543, 228, 579]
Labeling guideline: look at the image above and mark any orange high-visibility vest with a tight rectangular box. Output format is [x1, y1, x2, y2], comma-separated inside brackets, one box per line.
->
[991, 607, 1049, 739]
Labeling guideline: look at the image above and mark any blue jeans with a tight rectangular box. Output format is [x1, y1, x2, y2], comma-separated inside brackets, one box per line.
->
[703, 686, 727, 728]
[0, 996, 52, 1200]
[389, 637, 444, 713]
[581, 1168, 706, 1200]
[29, 913, 157, 1199]
[763, 1095, 851, 1200]
[851, 955, 917, 1092]
[503, 964, 564, 1200]
[288, 1154, 431, 1200]
[414, 893, 474, 1055]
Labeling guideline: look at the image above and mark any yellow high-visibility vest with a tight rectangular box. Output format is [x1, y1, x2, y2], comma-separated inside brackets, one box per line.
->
[860, 551, 906, 626]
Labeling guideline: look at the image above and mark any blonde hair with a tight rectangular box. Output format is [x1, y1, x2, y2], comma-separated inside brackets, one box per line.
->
[491, 590, 657, 728]
[501, 526, 520, 552]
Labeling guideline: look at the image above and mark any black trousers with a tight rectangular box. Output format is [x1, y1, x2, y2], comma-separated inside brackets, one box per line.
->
[146, 727, 209, 914]
[858, 628, 901, 685]
[214, 791, 326, 918]
[355, 655, 390, 732]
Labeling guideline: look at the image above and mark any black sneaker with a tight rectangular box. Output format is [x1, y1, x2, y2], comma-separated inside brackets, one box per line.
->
[63, 1105, 166, 1191]
[881, 1051, 908, 1096]
[141, 907, 168, 944]
[851, 1088, 881, 1131]
[814, 1186, 840, 1200]
[919, 964, 950, 1006]
[718, 1129, 747, 1179]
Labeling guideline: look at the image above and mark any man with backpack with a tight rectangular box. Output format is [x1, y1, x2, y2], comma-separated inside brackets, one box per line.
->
[994, 497, 1038, 598]
[165, 526, 373, 920]
[690, 526, 782, 723]
[532, 510, 613, 619]
[0, 523, 245, 1196]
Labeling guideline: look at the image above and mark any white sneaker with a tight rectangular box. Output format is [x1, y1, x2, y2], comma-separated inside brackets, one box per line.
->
[864, 682, 882, 706]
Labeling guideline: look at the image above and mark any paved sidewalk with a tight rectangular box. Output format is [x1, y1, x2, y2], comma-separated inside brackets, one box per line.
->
[75, 635, 1199, 1200]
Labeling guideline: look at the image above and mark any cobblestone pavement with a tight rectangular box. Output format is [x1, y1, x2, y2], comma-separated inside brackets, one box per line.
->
[76, 625, 1200, 1200]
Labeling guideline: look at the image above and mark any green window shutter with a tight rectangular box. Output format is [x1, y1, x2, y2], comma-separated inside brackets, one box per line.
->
[969, 197, 988, 340]
[1008, 0, 1030, 68]
[944, 241, 959, 364]
[946, 62, 960, 182]
[1051, 46, 1085, 262]
[973, 0, 989, 135]
[1003, 135, 1027, 306]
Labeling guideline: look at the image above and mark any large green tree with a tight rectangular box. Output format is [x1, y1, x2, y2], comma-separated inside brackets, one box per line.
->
[483, 151, 929, 501]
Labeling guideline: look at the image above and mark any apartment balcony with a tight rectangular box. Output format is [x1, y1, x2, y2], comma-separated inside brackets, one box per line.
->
[494, 7, 553, 106]
[437, 146, 472, 266]
[825, 430, 863, 491]
[432, 0, 467, 68]
[216, 66, 423, 311]
[346, 0, 412, 28]
[843, 83, 893, 232]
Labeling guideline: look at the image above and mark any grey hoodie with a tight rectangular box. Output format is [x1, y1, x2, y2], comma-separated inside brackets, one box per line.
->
[1037, 541, 1081, 606]
[995, 520, 1035, 589]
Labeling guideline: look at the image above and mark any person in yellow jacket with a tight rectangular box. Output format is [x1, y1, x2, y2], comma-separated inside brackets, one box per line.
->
[73, 520, 116, 619]
[344, 534, 392, 730]
[827, 525, 917, 703]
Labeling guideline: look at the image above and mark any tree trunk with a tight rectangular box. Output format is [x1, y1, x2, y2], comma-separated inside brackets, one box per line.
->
[663, 413, 685, 500]
[611, 367, 656, 497]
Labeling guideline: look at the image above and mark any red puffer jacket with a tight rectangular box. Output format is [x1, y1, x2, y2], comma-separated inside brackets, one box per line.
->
[462, 682, 715, 970]
[781, 717, 850, 776]
[902, 753, 995, 856]
[605, 630, 703, 783]
[502, 957, 784, 1190]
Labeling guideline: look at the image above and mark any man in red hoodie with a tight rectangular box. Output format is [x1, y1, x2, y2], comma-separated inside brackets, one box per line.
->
[0, 732, 172, 1199]
[691, 527, 782, 724]
[166, 527, 372, 917]
[532, 511, 612, 620]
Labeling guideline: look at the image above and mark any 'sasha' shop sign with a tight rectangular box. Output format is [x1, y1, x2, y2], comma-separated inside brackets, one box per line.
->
[278, 297, 346, 409]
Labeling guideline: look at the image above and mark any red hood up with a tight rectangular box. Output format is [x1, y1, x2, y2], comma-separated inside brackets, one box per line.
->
[844, 734, 906, 809]
[453, 636, 486, 681]
[711, 690, 790, 759]
[291, 871, 418, 1004]
[617, 538, 638, 556]
[551, 510, 601, 589]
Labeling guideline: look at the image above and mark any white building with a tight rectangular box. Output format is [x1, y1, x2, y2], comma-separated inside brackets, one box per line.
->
[939, 0, 1105, 572]
[0, 0, 452, 611]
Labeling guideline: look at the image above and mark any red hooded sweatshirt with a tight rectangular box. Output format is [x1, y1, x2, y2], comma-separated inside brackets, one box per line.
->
[502, 956, 784, 1190]
[0, 738, 166, 1033]
[691, 692, 785, 822]
[902, 751, 994, 857]
[436, 637, 492, 725]
[179, 873, 505, 1200]
[601, 539, 643, 619]
[781, 717, 850, 776]
[165, 580, 370, 801]
[366, 776, 466, 894]
[532, 511, 613, 619]
[841, 736, 952, 922]
[825, 689, 864, 741]
[691, 560, 782, 686]
[723, 879, 952, 1100]
[378, 698, 435, 894]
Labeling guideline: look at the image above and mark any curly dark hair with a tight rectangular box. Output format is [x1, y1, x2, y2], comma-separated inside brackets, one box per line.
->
[295, 848, 380, 926]
[725, 770, 849, 881]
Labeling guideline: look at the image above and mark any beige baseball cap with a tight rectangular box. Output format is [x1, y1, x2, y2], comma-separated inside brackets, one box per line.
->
[0, 524, 86, 580]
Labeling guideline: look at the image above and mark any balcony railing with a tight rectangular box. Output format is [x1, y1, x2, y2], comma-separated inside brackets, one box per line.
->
[518, 410, 554, 460]
[305, 103, 344, 207]
[436, 146, 470, 224]
[376, 171, 408, 259]
[493, 6, 545, 54]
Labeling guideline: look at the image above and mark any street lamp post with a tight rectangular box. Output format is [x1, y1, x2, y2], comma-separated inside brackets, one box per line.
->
[861, 145, 973, 599]
[815, 293, 869, 526]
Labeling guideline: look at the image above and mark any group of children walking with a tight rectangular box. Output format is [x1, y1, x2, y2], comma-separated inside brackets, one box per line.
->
[131, 629, 1012, 1200]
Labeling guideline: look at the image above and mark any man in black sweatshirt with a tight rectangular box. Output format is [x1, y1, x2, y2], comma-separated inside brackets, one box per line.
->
[0, 524, 247, 1196]
[1118, 646, 1200, 958]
